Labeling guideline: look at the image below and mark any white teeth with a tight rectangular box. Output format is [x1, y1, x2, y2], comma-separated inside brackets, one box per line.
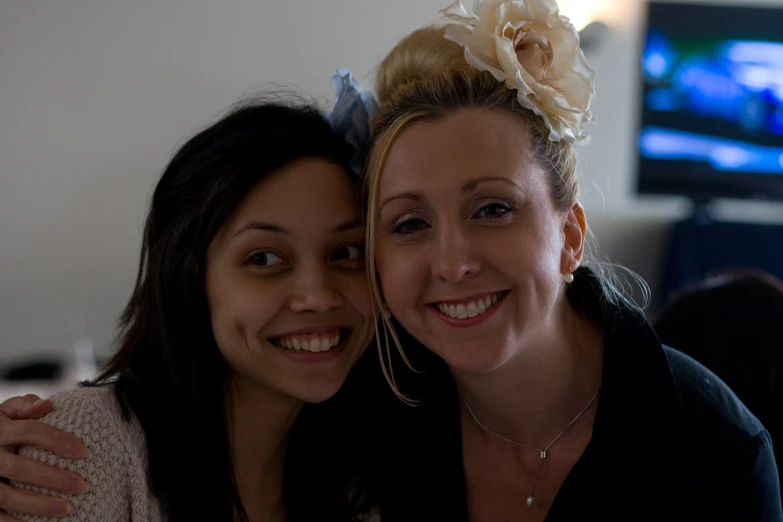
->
[275, 332, 342, 353]
[436, 293, 503, 320]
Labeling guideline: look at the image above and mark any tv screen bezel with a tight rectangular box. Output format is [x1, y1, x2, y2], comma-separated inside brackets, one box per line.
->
[634, 1, 783, 203]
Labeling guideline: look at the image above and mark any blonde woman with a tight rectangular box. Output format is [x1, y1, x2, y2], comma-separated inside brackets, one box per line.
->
[361, 1, 781, 520]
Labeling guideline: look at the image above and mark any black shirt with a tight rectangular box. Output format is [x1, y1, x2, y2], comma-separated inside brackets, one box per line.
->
[370, 269, 783, 521]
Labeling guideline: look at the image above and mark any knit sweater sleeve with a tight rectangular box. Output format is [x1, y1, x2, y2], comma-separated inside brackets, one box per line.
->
[10, 386, 161, 522]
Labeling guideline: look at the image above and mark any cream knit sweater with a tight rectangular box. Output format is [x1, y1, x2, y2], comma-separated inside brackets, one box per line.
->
[11, 386, 382, 522]
[12, 386, 164, 522]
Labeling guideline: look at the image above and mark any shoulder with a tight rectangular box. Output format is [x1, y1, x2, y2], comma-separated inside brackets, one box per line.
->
[12, 386, 159, 522]
[663, 346, 766, 440]
[44, 385, 126, 427]
[663, 346, 782, 511]
[34, 385, 145, 457]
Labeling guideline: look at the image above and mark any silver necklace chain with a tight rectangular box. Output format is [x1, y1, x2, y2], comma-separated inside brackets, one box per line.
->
[463, 389, 600, 507]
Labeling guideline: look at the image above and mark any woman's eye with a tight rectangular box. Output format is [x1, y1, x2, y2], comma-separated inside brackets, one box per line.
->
[247, 252, 285, 267]
[392, 218, 429, 235]
[475, 202, 513, 219]
[333, 244, 364, 262]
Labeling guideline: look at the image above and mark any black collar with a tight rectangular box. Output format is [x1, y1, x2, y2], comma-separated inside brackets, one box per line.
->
[548, 269, 691, 516]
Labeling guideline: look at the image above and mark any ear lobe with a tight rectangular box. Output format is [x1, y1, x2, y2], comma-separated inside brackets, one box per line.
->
[561, 202, 586, 273]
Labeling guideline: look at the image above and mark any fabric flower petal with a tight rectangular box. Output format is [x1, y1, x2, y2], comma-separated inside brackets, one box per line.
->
[439, 0, 595, 144]
[439, 0, 479, 24]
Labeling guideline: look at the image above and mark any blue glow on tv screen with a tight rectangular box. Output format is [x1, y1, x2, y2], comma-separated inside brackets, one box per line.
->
[636, 2, 783, 202]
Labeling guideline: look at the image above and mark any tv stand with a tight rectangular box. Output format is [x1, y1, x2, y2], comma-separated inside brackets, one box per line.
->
[658, 208, 783, 304]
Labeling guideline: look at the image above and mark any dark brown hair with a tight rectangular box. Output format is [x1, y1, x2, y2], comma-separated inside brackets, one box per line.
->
[87, 97, 369, 521]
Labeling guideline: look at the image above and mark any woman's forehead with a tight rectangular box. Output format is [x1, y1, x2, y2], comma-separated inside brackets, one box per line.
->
[379, 110, 539, 196]
[222, 159, 362, 237]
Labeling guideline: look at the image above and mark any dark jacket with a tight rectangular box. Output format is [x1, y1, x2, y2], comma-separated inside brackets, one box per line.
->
[368, 268, 783, 521]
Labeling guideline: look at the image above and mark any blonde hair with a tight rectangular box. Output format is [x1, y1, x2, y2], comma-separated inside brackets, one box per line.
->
[364, 26, 643, 399]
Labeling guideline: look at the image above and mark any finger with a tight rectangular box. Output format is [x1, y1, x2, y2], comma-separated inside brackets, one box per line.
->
[20, 399, 55, 421]
[0, 512, 25, 522]
[0, 453, 85, 495]
[0, 396, 53, 421]
[0, 421, 86, 460]
[0, 483, 71, 518]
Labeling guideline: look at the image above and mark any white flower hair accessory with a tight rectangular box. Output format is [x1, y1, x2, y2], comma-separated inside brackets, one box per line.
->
[440, 0, 596, 144]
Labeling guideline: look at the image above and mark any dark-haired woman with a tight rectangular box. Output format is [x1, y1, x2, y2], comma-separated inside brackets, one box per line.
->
[0, 99, 378, 522]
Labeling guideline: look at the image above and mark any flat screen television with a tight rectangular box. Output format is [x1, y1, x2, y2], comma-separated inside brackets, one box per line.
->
[636, 2, 783, 203]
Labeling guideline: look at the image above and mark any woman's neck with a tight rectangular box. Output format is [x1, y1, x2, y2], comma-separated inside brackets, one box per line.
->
[453, 299, 604, 446]
[229, 377, 303, 522]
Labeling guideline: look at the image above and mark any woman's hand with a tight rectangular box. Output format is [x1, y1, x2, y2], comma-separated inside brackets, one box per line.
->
[0, 395, 87, 520]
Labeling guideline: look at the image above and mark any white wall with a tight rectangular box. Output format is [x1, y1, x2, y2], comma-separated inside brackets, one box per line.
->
[2, 0, 782, 363]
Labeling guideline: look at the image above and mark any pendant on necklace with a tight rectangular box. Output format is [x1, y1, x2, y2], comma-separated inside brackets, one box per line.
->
[526, 495, 535, 507]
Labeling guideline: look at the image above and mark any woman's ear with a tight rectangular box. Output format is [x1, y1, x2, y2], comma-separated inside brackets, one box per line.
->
[561, 202, 586, 275]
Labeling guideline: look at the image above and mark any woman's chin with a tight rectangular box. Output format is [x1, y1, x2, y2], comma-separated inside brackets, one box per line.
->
[287, 376, 349, 404]
[438, 345, 514, 376]
[296, 388, 342, 404]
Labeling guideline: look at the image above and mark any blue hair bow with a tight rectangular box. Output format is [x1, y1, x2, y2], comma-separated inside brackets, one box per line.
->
[328, 68, 376, 178]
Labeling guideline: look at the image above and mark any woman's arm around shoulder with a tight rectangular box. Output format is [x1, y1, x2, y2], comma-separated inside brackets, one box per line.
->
[9, 386, 160, 522]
